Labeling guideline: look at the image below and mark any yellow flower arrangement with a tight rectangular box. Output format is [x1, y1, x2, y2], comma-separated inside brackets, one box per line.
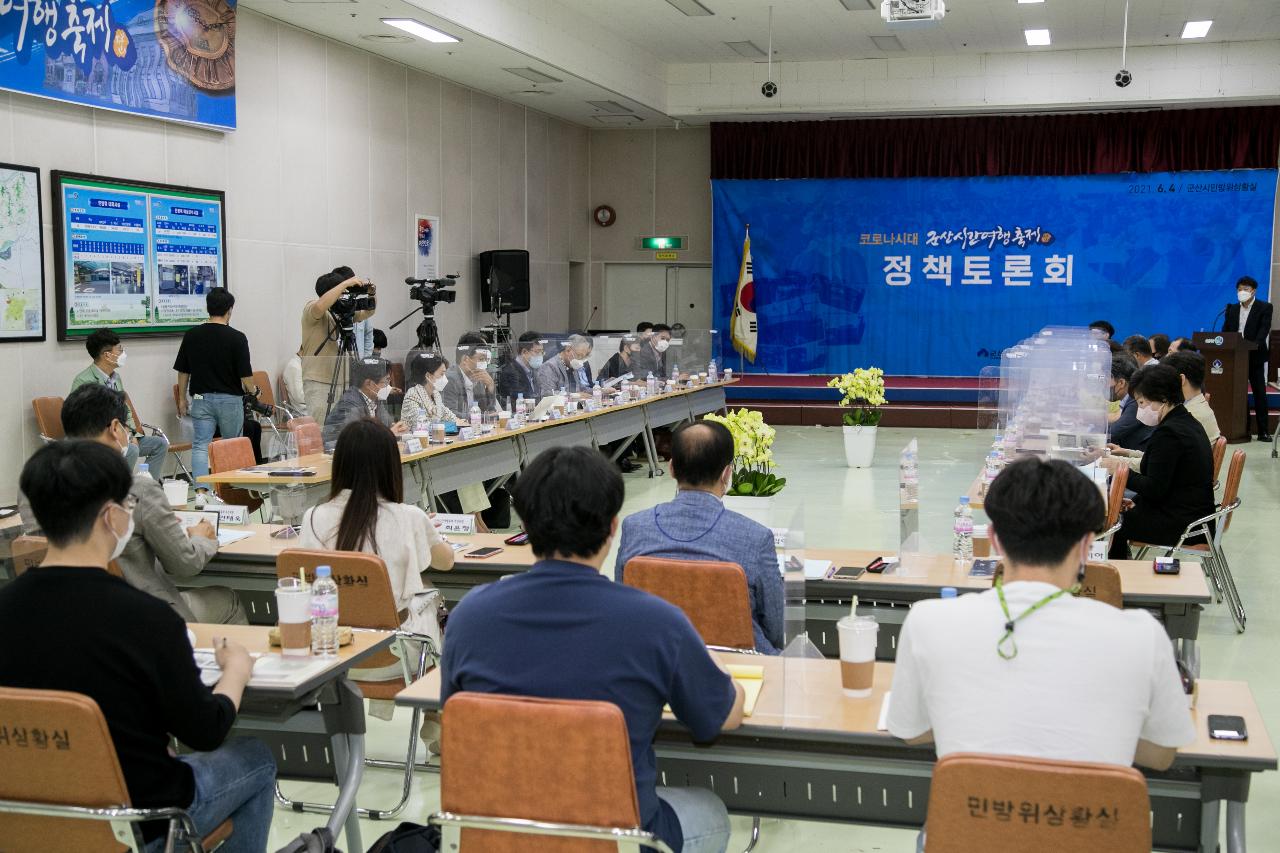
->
[828, 367, 887, 427]
[702, 408, 786, 497]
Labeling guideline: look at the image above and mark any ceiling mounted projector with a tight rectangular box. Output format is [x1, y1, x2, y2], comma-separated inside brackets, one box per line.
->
[880, 0, 945, 25]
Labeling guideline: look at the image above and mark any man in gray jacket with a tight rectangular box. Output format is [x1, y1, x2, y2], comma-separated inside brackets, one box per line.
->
[442, 332, 497, 420]
[19, 384, 245, 623]
[538, 334, 595, 398]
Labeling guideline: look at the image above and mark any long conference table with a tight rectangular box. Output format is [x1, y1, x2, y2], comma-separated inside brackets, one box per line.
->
[197, 381, 733, 505]
[397, 651, 1275, 853]
[194, 525, 1210, 669]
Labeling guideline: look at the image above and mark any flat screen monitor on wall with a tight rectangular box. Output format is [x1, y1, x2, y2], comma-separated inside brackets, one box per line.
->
[51, 171, 228, 341]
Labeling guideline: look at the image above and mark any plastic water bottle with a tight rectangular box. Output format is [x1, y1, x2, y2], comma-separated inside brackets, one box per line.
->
[515, 393, 526, 418]
[670, 366, 679, 389]
[646, 372, 656, 397]
[592, 381, 603, 408]
[900, 449, 919, 502]
[953, 496, 974, 565]
[941, 587, 958, 599]
[136, 462, 148, 478]
[982, 452, 1000, 494]
[469, 403, 481, 428]
[708, 358, 718, 382]
[310, 565, 339, 657]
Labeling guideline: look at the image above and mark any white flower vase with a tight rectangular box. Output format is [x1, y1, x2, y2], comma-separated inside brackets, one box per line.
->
[723, 495, 776, 527]
[842, 424, 878, 468]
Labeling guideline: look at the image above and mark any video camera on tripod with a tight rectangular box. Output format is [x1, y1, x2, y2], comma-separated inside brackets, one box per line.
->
[405, 274, 458, 306]
[329, 279, 376, 327]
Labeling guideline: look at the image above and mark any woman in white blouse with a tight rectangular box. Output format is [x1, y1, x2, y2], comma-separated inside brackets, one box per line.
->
[300, 418, 455, 736]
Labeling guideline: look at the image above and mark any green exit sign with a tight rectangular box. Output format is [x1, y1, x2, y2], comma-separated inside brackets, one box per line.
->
[640, 235, 686, 251]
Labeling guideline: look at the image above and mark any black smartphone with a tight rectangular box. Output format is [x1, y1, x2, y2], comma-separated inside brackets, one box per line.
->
[1208, 715, 1248, 741]
[970, 558, 998, 578]
[1154, 556, 1181, 575]
[504, 532, 529, 546]
[464, 546, 504, 559]
[831, 565, 866, 580]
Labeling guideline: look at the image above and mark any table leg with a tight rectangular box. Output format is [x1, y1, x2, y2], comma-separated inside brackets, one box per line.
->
[328, 732, 365, 852]
[1201, 800, 1221, 853]
[1226, 800, 1247, 853]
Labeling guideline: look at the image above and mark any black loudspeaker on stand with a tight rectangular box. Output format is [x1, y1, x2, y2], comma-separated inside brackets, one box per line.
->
[479, 249, 531, 315]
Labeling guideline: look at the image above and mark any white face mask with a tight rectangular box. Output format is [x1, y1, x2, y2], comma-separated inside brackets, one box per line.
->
[569, 358, 586, 370]
[376, 384, 392, 402]
[106, 505, 134, 561]
[1238, 290, 1253, 304]
[115, 423, 131, 456]
[1136, 403, 1161, 427]
[474, 359, 490, 372]
[432, 375, 449, 392]
[528, 354, 544, 369]
[114, 351, 127, 368]
[654, 339, 670, 353]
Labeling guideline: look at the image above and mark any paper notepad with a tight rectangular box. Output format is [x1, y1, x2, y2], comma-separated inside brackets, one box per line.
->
[217, 529, 255, 547]
[666, 664, 765, 717]
[776, 555, 834, 580]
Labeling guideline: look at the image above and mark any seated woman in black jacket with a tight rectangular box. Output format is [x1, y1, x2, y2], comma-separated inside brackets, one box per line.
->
[1103, 364, 1215, 559]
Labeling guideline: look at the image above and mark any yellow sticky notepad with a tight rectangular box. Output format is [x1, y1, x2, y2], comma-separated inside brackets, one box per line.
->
[667, 665, 765, 717]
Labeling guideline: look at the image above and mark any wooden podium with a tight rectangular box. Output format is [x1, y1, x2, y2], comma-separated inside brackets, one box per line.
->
[1193, 331, 1257, 443]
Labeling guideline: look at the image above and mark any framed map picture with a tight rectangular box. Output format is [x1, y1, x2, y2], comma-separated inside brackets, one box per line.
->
[0, 163, 46, 342]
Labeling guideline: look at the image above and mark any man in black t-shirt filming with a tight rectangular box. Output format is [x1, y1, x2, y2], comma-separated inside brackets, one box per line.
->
[173, 288, 258, 481]
[0, 440, 276, 850]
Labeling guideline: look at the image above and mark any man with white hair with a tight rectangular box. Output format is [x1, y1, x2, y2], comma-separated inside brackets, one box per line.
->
[538, 334, 595, 397]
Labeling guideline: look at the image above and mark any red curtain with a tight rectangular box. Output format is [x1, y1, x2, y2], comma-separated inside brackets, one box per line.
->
[710, 106, 1280, 179]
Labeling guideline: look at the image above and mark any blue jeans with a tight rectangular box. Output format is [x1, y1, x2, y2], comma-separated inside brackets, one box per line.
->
[125, 433, 170, 480]
[657, 787, 731, 853]
[190, 393, 245, 481]
[146, 737, 276, 853]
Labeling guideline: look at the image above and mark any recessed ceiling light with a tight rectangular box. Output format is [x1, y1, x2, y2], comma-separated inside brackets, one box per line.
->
[836, 0, 876, 9]
[504, 67, 563, 84]
[587, 100, 635, 114]
[1181, 20, 1212, 39]
[724, 41, 767, 58]
[664, 0, 714, 15]
[381, 19, 460, 44]
[1017, 0, 1045, 4]
[1024, 28, 1051, 46]
[870, 35, 905, 51]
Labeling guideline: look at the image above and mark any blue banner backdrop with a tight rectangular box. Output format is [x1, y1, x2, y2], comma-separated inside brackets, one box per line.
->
[712, 170, 1278, 376]
[0, 0, 236, 130]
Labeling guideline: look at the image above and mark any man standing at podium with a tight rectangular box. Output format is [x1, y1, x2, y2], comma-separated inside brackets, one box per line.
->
[1223, 276, 1272, 441]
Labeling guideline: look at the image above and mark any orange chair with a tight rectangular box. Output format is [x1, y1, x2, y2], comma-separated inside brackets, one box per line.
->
[31, 397, 64, 443]
[1211, 435, 1227, 486]
[921, 752, 1150, 852]
[286, 418, 323, 457]
[207, 437, 264, 515]
[431, 692, 674, 852]
[10, 536, 47, 576]
[251, 370, 275, 407]
[1078, 562, 1123, 609]
[275, 549, 439, 820]
[623, 557, 756, 651]
[0, 687, 232, 852]
[1096, 465, 1128, 552]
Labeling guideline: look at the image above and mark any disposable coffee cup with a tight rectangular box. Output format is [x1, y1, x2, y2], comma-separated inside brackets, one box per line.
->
[836, 615, 878, 698]
[431, 423, 446, 443]
[498, 411, 511, 430]
[162, 479, 189, 507]
[275, 578, 312, 657]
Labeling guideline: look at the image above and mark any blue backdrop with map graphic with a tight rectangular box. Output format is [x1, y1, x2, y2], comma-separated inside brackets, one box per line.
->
[0, 0, 235, 130]
[712, 170, 1278, 376]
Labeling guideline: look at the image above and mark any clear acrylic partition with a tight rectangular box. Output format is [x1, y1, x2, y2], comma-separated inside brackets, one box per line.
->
[976, 365, 1002, 431]
[675, 329, 721, 380]
[777, 503, 825, 728]
[896, 438, 926, 577]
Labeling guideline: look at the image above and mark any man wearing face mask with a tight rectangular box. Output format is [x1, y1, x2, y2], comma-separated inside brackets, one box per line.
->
[1106, 352, 1153, 452]
[1099, 364, 1216, 559]
[322, 358, 406, 450]
[71, 328, 169, 480]
[1222, 275, 1273, 441]
[17, 384, 246, 623]
[442, 332, 498, 420]
[614, 420, 784, 654]
[631, 323, 673, 380]
[537, 334, 595, 399]
[497, 331, 545, 405]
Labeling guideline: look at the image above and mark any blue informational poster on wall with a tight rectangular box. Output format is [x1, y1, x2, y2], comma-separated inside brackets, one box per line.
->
[52, 171, 226, 339]
[712, 170, 1278, 376]
[0, 0, 235, 130]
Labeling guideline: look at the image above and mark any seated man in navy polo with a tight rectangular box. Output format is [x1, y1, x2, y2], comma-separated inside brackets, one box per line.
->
[442, 445, 745, 853]
[615, 420, 785, 654]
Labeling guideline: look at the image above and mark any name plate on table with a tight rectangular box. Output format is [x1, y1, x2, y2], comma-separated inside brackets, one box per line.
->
[215, 506, 247, 526]
[434, 513, 476, 535]
[458, 427, 477, 441]
[1089, 539, 1108, 562]
[404, 437, 423, 454]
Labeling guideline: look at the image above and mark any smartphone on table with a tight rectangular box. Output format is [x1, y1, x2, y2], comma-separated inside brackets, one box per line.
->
[830, 565, 866, 580]
[1207, 715, 1248, 741]
[464, 546, 504, 559]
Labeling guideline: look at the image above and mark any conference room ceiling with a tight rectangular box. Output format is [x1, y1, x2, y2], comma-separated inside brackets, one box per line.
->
[563, 0, 1280, 62]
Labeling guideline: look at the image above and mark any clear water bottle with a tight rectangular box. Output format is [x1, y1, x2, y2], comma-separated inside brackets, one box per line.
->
[708, 358, 718, 382]
[310, 565, 339, 657]
[592, 381, 602, 408]
[515, 393, 526, 418]
[901, 449, 919, 502]
[941, 587, 958, 599]
[982, 451, 1000, 494]
[136, 463, 148, 478]
[991, 432, 1005, 464]
[469, 403, 481, 428]
[953, 496, 974, 565]
[670, 366, 679, 389]
[645, 372, 656, 397]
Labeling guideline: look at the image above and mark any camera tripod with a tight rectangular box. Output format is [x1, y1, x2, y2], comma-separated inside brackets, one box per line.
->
[389, 302, 444, 359]
[320, 315, 361, 420]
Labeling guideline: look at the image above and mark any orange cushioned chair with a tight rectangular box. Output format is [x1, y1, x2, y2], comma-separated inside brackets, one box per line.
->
[1078, 562, 1123, 609]
[921, 752, 1150, 852]
[31, 397, 64, 443]
[286, 418, 323, 457]
[0, 686, 232, 853]
[1210, 435, 1228, 487]
[207, 437, 264, 516]
[623, 557, 757, 652]
[275, 549, 438, 820]
[432, 692, 674, 852]
[1095, 465, 1129, 553]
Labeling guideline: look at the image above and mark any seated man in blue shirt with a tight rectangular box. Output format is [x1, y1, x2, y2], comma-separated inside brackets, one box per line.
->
[615, 420, 785, 654]
[442, 445, 745, 853]
[1108, 352, 1154, 452]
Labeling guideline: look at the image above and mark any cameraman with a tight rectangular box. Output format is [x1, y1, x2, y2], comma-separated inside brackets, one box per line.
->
[174, 288, 258, 481]
[301, 266, 376, 423]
